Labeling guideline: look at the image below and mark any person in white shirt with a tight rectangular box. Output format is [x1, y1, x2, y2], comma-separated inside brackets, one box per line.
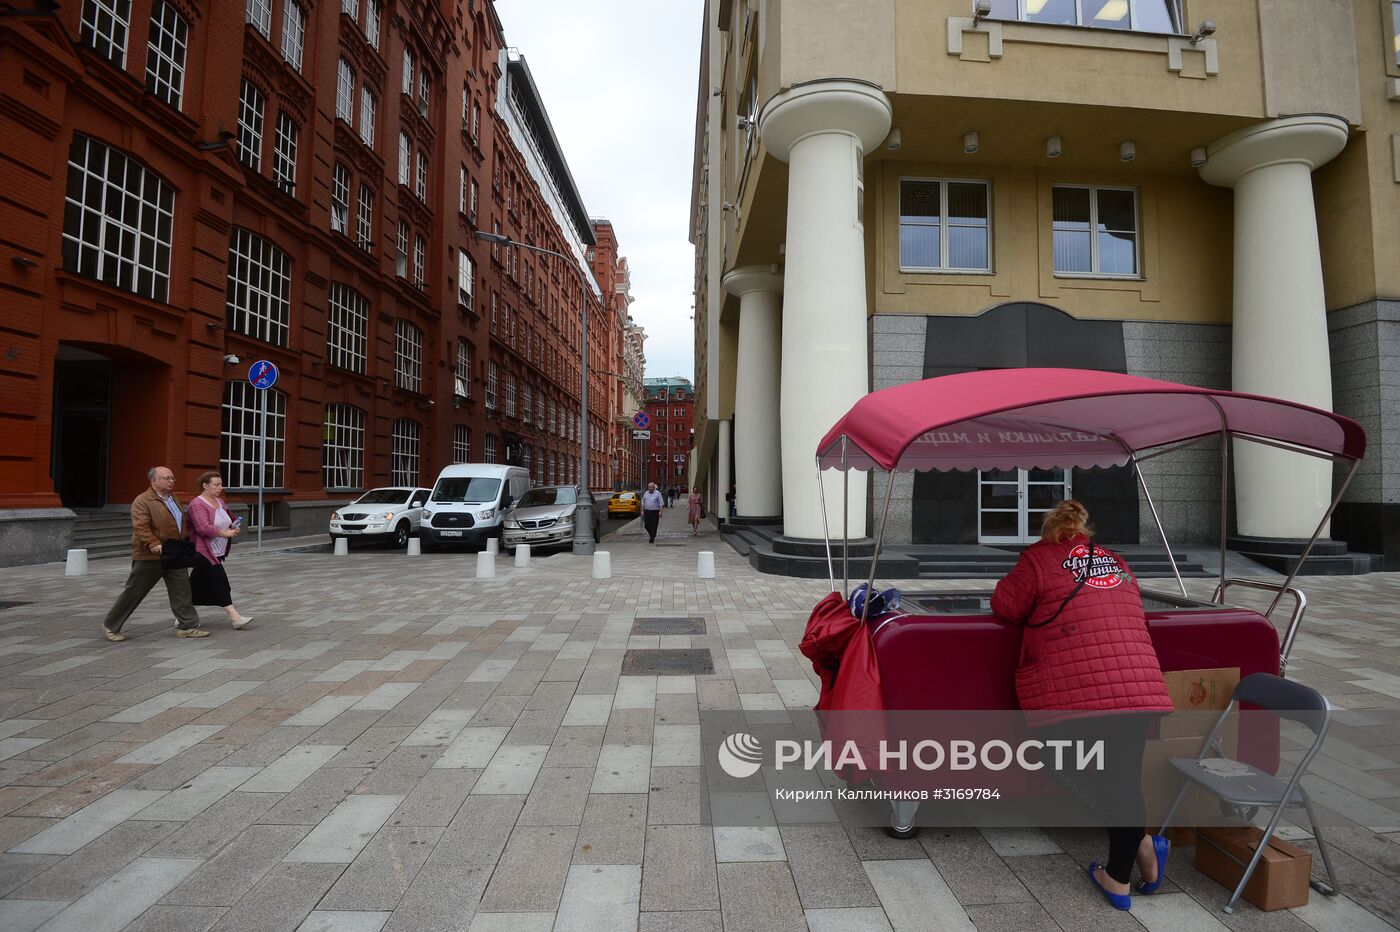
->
[641, 482, 665, 543]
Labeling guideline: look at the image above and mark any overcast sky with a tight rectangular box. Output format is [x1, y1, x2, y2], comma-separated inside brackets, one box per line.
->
[494, 0, 704, 385]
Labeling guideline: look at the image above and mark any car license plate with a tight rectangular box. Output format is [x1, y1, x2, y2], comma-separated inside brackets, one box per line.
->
[439, 530, 462, 537]
[525, 531, 550, 539]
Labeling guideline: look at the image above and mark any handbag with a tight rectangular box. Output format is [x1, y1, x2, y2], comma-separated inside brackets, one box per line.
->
[159, 538, 201, 569]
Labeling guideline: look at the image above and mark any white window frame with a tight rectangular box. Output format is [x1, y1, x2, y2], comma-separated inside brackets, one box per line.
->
[897, 177, 992, 274]
[356, 185, 373, 251]
[418, 70, 430, 116]
[1051, 184, 1140, 279]
[323, 403, 365, 490]
[341, 0, 358, 18]
[992, 0, 1181, 33]
[471, 100, 481, 143]
[222, 380, 285, 491]
[280, 1, 304, 70]
[359, 87, 376, 146]
[336, 58, 355, 124]
[484, 433, 497, 465]
[327, 282, 368, 373]
[245, 0, 271, 37]
[506, 373, 516, 417]
[226, 227, 291, 346]
[395, 318, 422, 391]
[398, 132, 410, 186]
[83, 0, 132, 65]
[486, 361, 498, 409]
[413, 234, 425, 286]
[273, 111, 298, 195]
[452, 424, 471, 463]
[145, 2, 187, 109]
[469, 178, 479, 223]
[454, 339, 471, 398]
[415, 150, 428, 200]
[459, 165, 467, 214]
[458, 250, 474, 308]
[401, 48, 414, 96]
[365, 0, 381, 49]
[522, 383, 532, 422]
[238, 79, 265, 172]
[396, 220, 408, 278]
[62, 134, 174, 303]
[331, 163, 350, 234]
[391, 418, 421, 486]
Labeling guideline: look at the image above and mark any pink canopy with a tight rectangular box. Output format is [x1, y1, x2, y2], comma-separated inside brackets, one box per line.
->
[817, 369, 1366, 473]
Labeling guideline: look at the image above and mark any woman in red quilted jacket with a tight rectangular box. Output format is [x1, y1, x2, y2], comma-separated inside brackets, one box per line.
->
[992, 500, 1173, 911]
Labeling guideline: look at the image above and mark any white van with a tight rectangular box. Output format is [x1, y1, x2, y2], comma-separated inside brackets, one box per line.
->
[421, 464, 531, 549]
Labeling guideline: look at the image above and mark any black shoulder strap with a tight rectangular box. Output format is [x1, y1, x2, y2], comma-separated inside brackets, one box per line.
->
[1025, 540, 1095, 629]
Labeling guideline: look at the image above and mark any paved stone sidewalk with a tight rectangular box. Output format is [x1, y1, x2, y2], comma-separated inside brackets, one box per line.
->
[0, 506, 1396, 931]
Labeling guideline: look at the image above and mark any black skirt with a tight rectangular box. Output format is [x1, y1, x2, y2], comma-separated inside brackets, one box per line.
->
[190, 555, 233, 607]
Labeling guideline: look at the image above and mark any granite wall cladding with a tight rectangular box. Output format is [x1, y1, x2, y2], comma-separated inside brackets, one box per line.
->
[868, 314, 927, 543]
[1328, 300, 1400, 503]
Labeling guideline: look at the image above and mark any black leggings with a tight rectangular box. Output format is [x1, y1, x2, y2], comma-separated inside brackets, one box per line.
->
[1039, 714, 1151, 885]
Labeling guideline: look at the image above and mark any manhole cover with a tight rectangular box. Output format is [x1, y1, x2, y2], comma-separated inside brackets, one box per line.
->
[0, 601, 30, 611]
[631, 617, 706, 635]
[622, 649, 714, 675]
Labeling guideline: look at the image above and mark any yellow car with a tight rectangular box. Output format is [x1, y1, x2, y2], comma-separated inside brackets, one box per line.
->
[607, 491, 641, 517]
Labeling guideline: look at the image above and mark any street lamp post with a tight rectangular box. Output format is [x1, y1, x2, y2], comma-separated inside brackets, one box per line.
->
[475, 231, 595, 554]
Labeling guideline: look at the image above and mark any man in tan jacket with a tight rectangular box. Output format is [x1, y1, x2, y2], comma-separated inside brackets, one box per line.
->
[101, 466, 208, 641]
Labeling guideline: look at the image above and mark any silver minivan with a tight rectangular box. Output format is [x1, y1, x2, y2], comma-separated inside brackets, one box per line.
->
[420, 464, 531, 549]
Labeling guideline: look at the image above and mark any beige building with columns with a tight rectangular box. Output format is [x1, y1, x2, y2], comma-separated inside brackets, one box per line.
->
[690, 0, 1400, 573]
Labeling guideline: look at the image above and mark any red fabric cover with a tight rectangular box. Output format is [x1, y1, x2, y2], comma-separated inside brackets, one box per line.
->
[799, 590, 884, 712]
[991, 534, 1173, 724]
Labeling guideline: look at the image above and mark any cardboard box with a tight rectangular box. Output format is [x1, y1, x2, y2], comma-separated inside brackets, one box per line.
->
[1164, 667, 1240, 714]
[1194, 824, 1312, 910]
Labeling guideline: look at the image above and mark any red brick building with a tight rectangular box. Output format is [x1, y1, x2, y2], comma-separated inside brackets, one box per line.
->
[0, 0, 623, 564]
[587, 219, 642, 490]
[643, 377, 694, 490]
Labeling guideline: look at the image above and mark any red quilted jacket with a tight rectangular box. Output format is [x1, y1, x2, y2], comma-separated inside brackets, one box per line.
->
[991, 534, 1172, 723]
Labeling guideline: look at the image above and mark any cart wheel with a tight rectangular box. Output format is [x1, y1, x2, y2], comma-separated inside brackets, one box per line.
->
[885, 823, 920, 840]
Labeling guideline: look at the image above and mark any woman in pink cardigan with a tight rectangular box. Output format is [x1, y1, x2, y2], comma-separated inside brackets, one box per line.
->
[187, 471, 253, 629]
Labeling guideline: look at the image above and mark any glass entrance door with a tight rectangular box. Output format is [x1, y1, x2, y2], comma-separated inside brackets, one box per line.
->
[978, 468, 1072, 543]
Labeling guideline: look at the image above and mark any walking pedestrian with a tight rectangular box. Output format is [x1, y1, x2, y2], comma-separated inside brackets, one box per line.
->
[641, 482, 664, 543]
[725, 485, 737, 519]
[187, 471, 253, 630]
[687, 487, 704, 535]
[101, 466, 209, 641]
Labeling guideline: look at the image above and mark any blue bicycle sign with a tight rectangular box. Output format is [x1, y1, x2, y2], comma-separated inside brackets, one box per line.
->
[248, 360, 279, 390]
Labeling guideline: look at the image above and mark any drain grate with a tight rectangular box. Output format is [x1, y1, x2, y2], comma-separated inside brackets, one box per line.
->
[622, 648, 714, 675]
[631, 616, 706, 635]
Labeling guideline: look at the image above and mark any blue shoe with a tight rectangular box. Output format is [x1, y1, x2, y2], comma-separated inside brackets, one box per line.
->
[1088, 862, 1132, 911]
[1136, 834, 1170, 894]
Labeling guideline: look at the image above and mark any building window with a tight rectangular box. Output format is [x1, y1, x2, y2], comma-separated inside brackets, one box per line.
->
[454, 339, 471, 397]
[391, 419, 420, 485]
[469, 178, 479, 222]
[1052, 185, 1138, 277]
[395, 319, 422, 391]
[336, 58, 355, 123]
[459, 165, 467, 214]
[221, 381, 285, 490]
[144, 2, 187, 109]
[486, 361, 498, 409]
[341, 0, 358, 18]
[245, 0, 271, 37]
[331, 163, 349, 234]
[280, 2, 304, 70]
[471, 101, 481, 143]
[327, 282, 367, 373]
[398, 132, 410, 186]
[490, 292, 498, 333]
[323, 403, 364, 489]
[62, 135, 174, 302]
[365, 0, 381, 49]
[418, 70, 430, 117]
[82, 0, 131, 65]
[356, 185, 373, 251]
[458, 250, 474, 308]
[395, 220, 408, 278]
[415, 150, 428, 200]
[359, 88, 376, 146]
[484, 433, 497, 464]
[984, 0, 1178, 32]
[522, 383, 532, 422]
[238, 79, 265, 171]
[506, 373, 516, 417]
[452, 425, 471, 463]
[536, 393, 544, 429]
[401, 47, 414, 96]
[898, 178, 990, 272]
[226, 228, 290, 345]
[413, 234, 425, 286]
[273, 112, 297, 195]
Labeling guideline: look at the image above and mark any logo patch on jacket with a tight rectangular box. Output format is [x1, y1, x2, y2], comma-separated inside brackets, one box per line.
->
[1061, 544, 1131, 589]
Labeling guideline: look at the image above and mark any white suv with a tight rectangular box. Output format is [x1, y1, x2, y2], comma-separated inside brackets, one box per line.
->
[329, 487, 431, 547]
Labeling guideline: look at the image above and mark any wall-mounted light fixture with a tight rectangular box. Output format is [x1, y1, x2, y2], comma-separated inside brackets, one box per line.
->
[1046, 135, 1062, 159]
[885, 128, 902, 151]
[1190, 20, 1216, 45]
[11, 255, 38, 269]
[1119, 140, 1136, 162]
[1190, 146, 1208, 168]
[972, 0, 992, 24]
[963, 131, 979, 154]
[195, 130, 236, 152]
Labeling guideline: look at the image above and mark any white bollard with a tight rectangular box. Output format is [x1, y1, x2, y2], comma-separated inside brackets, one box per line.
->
[697, 551, 715, 579]
[476, 550, 496, 578]
[334, 537, 349, 556]
[514, 543, 530, 567]
[486, 537, 499, 554]
[406, 537, 421, 556]
[592, 551, 611, 579]
[64, 548, 88, 577]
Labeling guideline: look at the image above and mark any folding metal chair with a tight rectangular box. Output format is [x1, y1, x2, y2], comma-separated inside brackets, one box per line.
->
[1157, 672, 1341, 913]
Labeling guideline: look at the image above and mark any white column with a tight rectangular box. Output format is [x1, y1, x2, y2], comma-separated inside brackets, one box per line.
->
[759, 80, 891, 540]
[723, 265, 784, 518]
[1200, 116, 1348, 538]
[717, 418, 732, 520]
